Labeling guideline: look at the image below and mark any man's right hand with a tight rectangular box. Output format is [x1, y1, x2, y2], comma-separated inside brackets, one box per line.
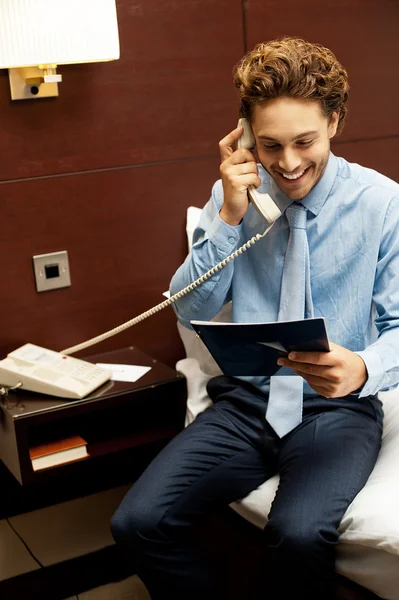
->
[219, 125, 261, 226]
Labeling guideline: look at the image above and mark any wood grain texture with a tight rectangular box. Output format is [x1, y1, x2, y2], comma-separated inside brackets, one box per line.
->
[244, 0, 399, 142]
[332, 136, 399, 181]
[0, 0, 243, 181]
[0, 0, 397, 375]
[0, 157, 220, 366]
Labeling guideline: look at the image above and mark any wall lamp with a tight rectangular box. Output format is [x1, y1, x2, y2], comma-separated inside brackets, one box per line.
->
[0, 0, 120, 100]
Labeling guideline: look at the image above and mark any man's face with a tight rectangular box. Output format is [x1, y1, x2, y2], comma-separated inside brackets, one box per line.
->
[251, 97, 339, 200]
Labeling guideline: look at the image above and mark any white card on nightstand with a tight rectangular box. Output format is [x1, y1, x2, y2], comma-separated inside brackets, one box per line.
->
[95, 363, 151, 383]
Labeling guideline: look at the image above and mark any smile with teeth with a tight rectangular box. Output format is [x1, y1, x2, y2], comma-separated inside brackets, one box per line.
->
[280, 168, 308, 180]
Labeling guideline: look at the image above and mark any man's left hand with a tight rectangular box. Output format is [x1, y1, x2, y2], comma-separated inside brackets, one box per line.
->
[277, 342, 367, 398]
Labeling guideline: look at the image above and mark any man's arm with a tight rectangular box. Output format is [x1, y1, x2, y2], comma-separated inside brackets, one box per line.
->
[170, 125, 261, 329]
[278, 196, 399, 398]
[169, 185, 241, 329]
[354, 195, 399, 396]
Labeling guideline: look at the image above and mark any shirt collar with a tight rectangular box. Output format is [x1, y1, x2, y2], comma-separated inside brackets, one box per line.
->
[261, 152, 338, 217]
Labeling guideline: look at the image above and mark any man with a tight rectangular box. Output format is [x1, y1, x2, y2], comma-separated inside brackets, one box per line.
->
[111, 37, 399, 599]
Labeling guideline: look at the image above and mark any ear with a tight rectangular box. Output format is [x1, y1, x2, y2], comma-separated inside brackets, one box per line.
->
[328, 112, 339, 139]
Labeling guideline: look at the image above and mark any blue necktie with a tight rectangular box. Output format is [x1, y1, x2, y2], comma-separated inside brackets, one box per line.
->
[266, 203, 313, 437]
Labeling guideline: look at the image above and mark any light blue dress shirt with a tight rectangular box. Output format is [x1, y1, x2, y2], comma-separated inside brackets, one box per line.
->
[170, 153, 399, 398]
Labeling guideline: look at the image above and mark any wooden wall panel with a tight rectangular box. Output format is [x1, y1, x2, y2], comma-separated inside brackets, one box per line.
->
[0, 157, 219, 366]
[0, 0, 243, 181]
[0, 0, 245, 369]
[332, 137, 399, 182]
[0, 0, 397, 374]
[244, 0, 399, 143]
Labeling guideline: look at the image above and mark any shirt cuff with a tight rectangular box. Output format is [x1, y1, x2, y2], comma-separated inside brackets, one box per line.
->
[208, 211, 242, 254]
[355, 349, 385, 397]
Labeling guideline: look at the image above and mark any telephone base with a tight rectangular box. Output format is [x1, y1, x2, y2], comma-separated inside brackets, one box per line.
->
[0, 343, 112, 399]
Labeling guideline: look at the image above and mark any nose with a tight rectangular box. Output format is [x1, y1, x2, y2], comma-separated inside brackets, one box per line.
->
[278, 148, 301, 173]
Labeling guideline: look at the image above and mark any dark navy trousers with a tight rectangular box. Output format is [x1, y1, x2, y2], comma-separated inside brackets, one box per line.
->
[111, 376, 383, 600]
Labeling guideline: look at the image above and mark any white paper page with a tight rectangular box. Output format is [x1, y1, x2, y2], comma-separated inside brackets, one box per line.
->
[95, 363, 151, 383]
[256, 341, 288, 352]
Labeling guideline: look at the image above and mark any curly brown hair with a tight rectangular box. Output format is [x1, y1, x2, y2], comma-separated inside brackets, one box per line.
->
[233, 37, 349, 135]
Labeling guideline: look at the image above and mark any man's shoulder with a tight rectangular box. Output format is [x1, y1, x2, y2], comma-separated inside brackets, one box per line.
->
[335, 155, 399, 196]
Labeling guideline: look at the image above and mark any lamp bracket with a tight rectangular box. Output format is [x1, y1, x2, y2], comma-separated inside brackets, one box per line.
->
[9, 66, 61, 100]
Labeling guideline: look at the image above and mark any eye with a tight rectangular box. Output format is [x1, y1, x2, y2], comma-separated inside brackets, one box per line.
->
[263, 143, 280, 150]
[296, 140, 313, 146]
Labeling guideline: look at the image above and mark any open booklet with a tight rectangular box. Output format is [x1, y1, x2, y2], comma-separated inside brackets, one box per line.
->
[190, 318, 330, 377]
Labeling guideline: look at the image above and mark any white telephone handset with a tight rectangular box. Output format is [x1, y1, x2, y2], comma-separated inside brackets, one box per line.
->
[0, 122, 282, 399]
[236, 118, 281, 223]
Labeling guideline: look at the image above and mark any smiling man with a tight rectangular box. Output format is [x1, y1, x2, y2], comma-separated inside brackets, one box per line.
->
[111, 38, 399, 599]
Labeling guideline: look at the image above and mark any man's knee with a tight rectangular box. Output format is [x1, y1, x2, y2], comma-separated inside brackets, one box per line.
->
[265, 514, 337, 559]
[111, 491, 164, 549]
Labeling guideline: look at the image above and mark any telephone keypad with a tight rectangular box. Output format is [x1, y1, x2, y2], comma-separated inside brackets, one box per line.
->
[53, 358, 108, 383]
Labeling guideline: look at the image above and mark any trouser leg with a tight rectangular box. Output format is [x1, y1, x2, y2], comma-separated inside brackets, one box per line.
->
[264, 397, 383, 600]
[111, 377, 277, 600]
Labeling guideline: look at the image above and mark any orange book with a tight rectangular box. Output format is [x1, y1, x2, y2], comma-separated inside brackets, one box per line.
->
[29, 435, 88, 471]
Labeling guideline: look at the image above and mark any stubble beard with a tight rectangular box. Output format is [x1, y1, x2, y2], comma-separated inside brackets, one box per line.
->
[265, 147, 330, 200]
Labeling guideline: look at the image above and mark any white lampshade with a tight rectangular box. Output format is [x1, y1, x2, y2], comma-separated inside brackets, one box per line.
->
[0, 0, 120, 69]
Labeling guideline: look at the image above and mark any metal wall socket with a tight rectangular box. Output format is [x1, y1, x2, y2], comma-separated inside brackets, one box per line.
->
[33, 251, 71, 292]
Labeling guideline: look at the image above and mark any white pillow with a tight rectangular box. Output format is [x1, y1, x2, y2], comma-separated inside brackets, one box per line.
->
[186, 206, 203, 252]
[177, 303, 232, 375]
[176, 358, 213, 427]
[178, 204, 233, 378]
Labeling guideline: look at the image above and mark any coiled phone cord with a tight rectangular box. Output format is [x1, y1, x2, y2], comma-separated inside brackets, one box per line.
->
[61, 222, 274, 356]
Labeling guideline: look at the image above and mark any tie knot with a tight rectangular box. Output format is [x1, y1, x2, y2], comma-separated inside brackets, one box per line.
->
[285, 203, 307, 229]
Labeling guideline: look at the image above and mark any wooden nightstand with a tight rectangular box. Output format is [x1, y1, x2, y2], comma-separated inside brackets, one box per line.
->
[0, 346, 186, 487]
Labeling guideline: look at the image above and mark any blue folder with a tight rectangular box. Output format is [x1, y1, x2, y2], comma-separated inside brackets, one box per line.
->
[190, 317, 330, 377]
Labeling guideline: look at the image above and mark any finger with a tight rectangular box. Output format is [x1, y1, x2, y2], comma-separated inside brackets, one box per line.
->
[219, 127, 244, 162]
[282, 360, 334, 380]
[307, 385, 333, 398]
[286, 350, 334, 366]
[227, 173, 261, 190]
[293, 371, 331, 388]
[228, 147, 257, 166]
[293, 371, 332, 396]
[224, 162, 258, 176]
